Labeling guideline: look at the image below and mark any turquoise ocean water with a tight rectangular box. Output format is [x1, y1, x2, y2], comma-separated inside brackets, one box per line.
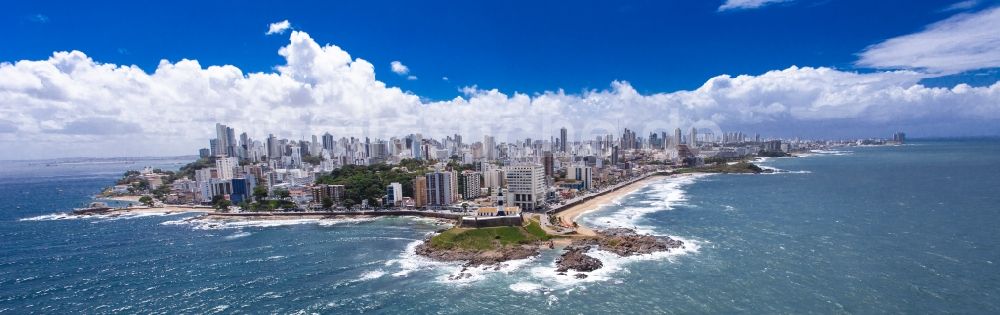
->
[1, 139, 999, 313]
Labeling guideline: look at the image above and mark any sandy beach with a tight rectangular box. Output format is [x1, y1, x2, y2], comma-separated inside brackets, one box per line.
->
[553, 175, 669, 236]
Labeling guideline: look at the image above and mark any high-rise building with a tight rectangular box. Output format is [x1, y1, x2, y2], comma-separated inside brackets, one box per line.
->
[385, 182, 403, 206]
[505, 164, 545, 211]
[460, 171, 482, 200]
[560, 127, 568, 152]
[483, 167, 505, 190]
[542, 151, 554, 179]
[425, 171, 457, 206]
[892, 132, 906, 144]
[763, 140, 782, 152]
[412, 176, 427, 208]
[621, 128, 636, 150]
[570, 165, 593, 190]
[322, 132, 335, 151]
[290, 145, 302, 166]
[214, 123, 237, 157]
[484, 135, 496, 160]
[412, 133, 423, 160]
[690, 127, 698, 147]
[225, 126, 236, 157]
[215, 123, 229, 157]
[312, 184, 345, 205]
[215, 156, 238, 180]
[674, 128, 682, 147]
[267, 134, 280, 160]
[209, 139, 219, 156]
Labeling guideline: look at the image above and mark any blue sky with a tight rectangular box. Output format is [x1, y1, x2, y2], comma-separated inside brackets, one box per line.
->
[4, 0, 995, 99]
[1, 0, 999, 158]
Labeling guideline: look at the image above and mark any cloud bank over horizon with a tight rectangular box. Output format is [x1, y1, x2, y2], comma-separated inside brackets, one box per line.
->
[1, 11, 1000, 159]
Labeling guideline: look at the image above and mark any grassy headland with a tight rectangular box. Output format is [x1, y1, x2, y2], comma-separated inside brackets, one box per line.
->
[675, 161, 770, 174]
[428, 219, 552, 251]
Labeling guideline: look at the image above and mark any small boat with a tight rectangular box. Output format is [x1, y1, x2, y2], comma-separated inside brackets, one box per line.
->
[73, 202, 113, 215]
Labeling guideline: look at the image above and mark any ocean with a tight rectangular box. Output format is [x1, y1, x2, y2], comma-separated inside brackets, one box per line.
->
[2, 139, 999, 314]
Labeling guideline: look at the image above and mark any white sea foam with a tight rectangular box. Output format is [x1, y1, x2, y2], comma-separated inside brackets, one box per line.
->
[435, 255, 537, 285]
[580, 174, 710, 233]
[757, 165, 812, 174]
[20, 211, 185, 222]
[19, 213, 82, 221]
[208, 305, 229, 314]
[526, 236, 702, 289]
[316, 217, 380, 226]
[244, 255, 287, 263]
[92, 212, 186, 222]
[357, 270, 386, 281]
[385, 240, 453, 278]
[224, 231, 252, 240]
[509, 282, 548, 294]
[384, 239, 537, 285]
[809, 149, 852, 156]
[161, 216, 381, 230]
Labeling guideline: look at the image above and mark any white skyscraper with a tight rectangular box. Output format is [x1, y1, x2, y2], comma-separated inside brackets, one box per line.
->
[483, 135, 496, 160]
[505, 163, 545, 211]
[483, 167, 505, 190]
[215, 156, 237, 180]
[386, 182, 403, 206]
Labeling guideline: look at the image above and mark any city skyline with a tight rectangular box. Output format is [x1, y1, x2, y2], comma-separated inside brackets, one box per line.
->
[2, 1, 1000, 159]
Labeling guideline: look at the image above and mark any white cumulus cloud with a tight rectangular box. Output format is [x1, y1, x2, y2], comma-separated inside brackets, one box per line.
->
[0, 30, 998, 159]
[266, 20, 291, 35]
[718, 0, 793, 11]
[857, 6, 1000, 74]
[390, 61, 409, 75]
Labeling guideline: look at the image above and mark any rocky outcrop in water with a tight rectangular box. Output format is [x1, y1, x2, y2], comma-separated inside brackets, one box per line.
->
[415, 243, 539, 267]
[556, 245, 603, 272]
[572, 228, 685, 257]
[556, 228, 685, 274]
[416, 228, 683, 275]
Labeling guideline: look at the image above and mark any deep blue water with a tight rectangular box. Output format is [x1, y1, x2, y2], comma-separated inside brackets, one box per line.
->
[2, 140, 999, 314]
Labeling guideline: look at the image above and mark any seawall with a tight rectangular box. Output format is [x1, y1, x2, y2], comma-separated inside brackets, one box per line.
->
[205, 210, 464, 220]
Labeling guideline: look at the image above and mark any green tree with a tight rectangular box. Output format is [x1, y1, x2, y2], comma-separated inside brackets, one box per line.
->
[133, 179, 150, 191]
[253, 185, 269, 202]
[138, 196, 154, 207]
[274, 188, 291, 200]
[302, 154, 324, 166]
[322, 197, 334, 209]
[151, 185, 170, 200]
[213, 196, 232, 212]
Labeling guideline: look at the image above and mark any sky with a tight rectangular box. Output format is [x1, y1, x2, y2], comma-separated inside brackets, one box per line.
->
[1, 0, 999, 159]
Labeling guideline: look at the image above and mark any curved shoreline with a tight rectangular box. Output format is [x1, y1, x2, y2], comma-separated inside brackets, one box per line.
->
[551, 174, 680, 236]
